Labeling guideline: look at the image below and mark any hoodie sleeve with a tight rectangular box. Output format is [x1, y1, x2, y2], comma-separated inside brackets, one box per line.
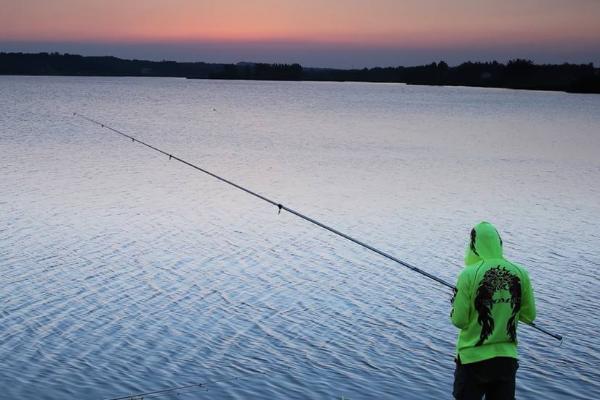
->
[451, 270, 472, 330]
[519, 270, 536, 323]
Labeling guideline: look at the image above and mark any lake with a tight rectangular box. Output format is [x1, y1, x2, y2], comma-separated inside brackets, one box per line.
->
[1, 76, 599, 399]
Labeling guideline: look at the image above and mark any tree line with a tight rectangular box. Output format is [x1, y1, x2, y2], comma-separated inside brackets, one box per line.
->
[1, 52, 598, 93]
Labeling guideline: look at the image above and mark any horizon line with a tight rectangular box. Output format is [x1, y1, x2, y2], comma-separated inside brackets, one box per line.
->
[1, 50, 597, 71]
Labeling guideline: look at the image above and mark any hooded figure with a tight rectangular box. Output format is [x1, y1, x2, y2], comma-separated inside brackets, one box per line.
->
[451, 222, 536, 400]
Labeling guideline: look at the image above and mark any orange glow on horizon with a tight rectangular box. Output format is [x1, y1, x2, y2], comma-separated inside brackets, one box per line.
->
[2, 0, 600, 49]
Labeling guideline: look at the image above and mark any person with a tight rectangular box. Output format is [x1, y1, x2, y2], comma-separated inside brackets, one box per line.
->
[451, 221, 536, 400]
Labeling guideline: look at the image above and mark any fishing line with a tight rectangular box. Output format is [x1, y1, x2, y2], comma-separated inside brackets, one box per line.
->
[105, 371, 268, 400]
[73, 113, 562, 342]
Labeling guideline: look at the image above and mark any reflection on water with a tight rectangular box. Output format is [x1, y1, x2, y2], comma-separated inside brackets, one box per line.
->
[1, 76, 599, 399]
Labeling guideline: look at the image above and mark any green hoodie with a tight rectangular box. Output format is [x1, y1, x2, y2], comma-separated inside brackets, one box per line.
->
[451, 222, 536, 364]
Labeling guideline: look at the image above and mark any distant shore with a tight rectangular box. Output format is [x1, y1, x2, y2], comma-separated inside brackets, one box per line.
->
[1, 52, 599, 94]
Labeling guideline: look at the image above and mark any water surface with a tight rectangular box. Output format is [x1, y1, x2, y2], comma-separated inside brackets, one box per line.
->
[1, 76, 599, 399]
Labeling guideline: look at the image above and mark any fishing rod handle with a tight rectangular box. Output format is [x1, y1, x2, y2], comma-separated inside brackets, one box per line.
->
[528, 322, 563, 342]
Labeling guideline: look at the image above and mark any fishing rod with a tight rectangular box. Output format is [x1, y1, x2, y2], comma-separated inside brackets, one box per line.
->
[105, 371, 267, 400]
[73, 112, 563, 342]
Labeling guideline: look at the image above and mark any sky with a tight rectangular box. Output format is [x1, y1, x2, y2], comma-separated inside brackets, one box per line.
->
[1, 0, 600, 68]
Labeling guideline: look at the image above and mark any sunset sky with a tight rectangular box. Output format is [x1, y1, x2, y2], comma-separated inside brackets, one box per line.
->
[2, 0, 600, 68]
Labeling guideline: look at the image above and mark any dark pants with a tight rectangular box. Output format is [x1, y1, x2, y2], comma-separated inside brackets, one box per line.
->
[453, 357, 518, 400]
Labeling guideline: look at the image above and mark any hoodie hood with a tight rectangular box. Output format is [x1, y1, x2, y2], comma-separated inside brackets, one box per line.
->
[464, 221, 504, 265]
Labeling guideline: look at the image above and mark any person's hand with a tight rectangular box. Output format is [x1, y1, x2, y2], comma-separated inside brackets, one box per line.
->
[451, 287, 458, 304]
